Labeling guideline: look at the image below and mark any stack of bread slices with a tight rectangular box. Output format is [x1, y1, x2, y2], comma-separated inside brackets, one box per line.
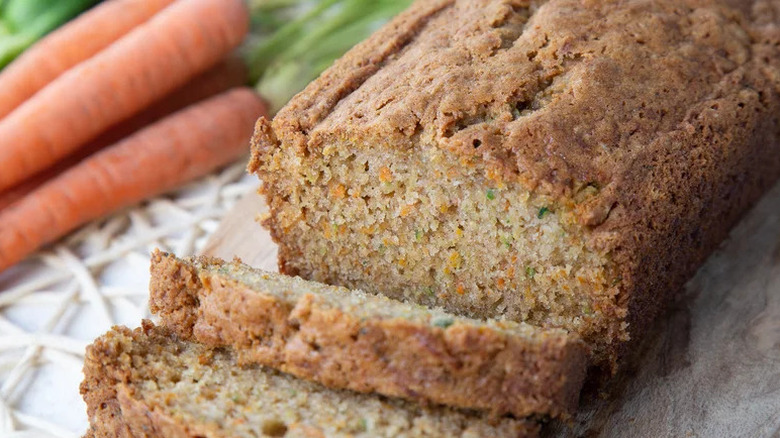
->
[80, 251, 586, 437]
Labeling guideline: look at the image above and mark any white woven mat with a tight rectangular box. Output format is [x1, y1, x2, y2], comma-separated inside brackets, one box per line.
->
[0, 159, 258, 438]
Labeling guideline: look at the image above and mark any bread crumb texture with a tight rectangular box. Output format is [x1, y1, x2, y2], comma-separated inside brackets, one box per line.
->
[80, 323, 538, 437]
[251, 0, 780, 369]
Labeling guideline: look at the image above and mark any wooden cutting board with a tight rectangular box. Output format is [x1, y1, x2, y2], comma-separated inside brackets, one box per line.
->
[202, 183, 780, 438]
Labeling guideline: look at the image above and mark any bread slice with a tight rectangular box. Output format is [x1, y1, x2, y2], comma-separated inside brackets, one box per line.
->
[149, 250, 587, 418]
[249, 0, 780, 370]
[81, 322, 539, 437]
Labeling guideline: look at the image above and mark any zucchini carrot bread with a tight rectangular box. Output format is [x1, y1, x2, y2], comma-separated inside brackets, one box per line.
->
[149, 250, 587, 419]
[249, 0, 780, 369]
[81, 322, 538, 438]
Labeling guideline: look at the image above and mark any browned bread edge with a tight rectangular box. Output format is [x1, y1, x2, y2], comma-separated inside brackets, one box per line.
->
[149, 250, 587, 418]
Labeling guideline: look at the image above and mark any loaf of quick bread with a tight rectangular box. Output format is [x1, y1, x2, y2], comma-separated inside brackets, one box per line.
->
[249, 0, 780, 369]
[148, 251, 587, 418]
[81, 322, 538, 438]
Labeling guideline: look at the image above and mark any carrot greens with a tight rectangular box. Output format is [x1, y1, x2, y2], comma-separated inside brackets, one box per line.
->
[247, 0, 413, 112]
[0, 0, 96, 68]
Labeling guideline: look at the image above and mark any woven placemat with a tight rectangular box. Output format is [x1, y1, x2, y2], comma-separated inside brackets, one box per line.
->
[0, 159, 257, 437]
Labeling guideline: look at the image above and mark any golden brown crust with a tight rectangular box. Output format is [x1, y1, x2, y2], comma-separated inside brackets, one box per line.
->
[80, 322, 163, 438]
[148, 250, 207, 339]
[149, 251, 587, 418]
[251, 0, 780, 369]
[81, 322, 540, 438]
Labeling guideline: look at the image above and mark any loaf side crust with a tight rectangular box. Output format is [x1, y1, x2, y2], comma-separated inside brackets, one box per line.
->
[149, 250, 588, 418]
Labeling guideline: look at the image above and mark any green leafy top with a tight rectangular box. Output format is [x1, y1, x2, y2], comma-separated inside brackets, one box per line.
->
[246, 0, 413, 113]
[0, 0, 96, 69]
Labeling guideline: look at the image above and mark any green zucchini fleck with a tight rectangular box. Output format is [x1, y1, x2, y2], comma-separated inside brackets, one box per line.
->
[432, 317, 454, 329]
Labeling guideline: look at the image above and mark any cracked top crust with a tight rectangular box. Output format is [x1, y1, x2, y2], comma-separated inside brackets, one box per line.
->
[263, 0, 778, 201]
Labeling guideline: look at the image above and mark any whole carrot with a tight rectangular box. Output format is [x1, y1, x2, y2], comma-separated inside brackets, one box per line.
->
[0, 0, 249, 192]
[0, 0, 177, 120]
[0, 57, 248, 211]
[84, 56, 249, 150]
[0, 88, 267, 272]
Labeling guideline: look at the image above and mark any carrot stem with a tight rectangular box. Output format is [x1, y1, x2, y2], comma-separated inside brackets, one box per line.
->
[247, 0, 412, 112]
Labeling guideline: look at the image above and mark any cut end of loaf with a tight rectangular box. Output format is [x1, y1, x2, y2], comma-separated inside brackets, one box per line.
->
[253, 130, 626, 366]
